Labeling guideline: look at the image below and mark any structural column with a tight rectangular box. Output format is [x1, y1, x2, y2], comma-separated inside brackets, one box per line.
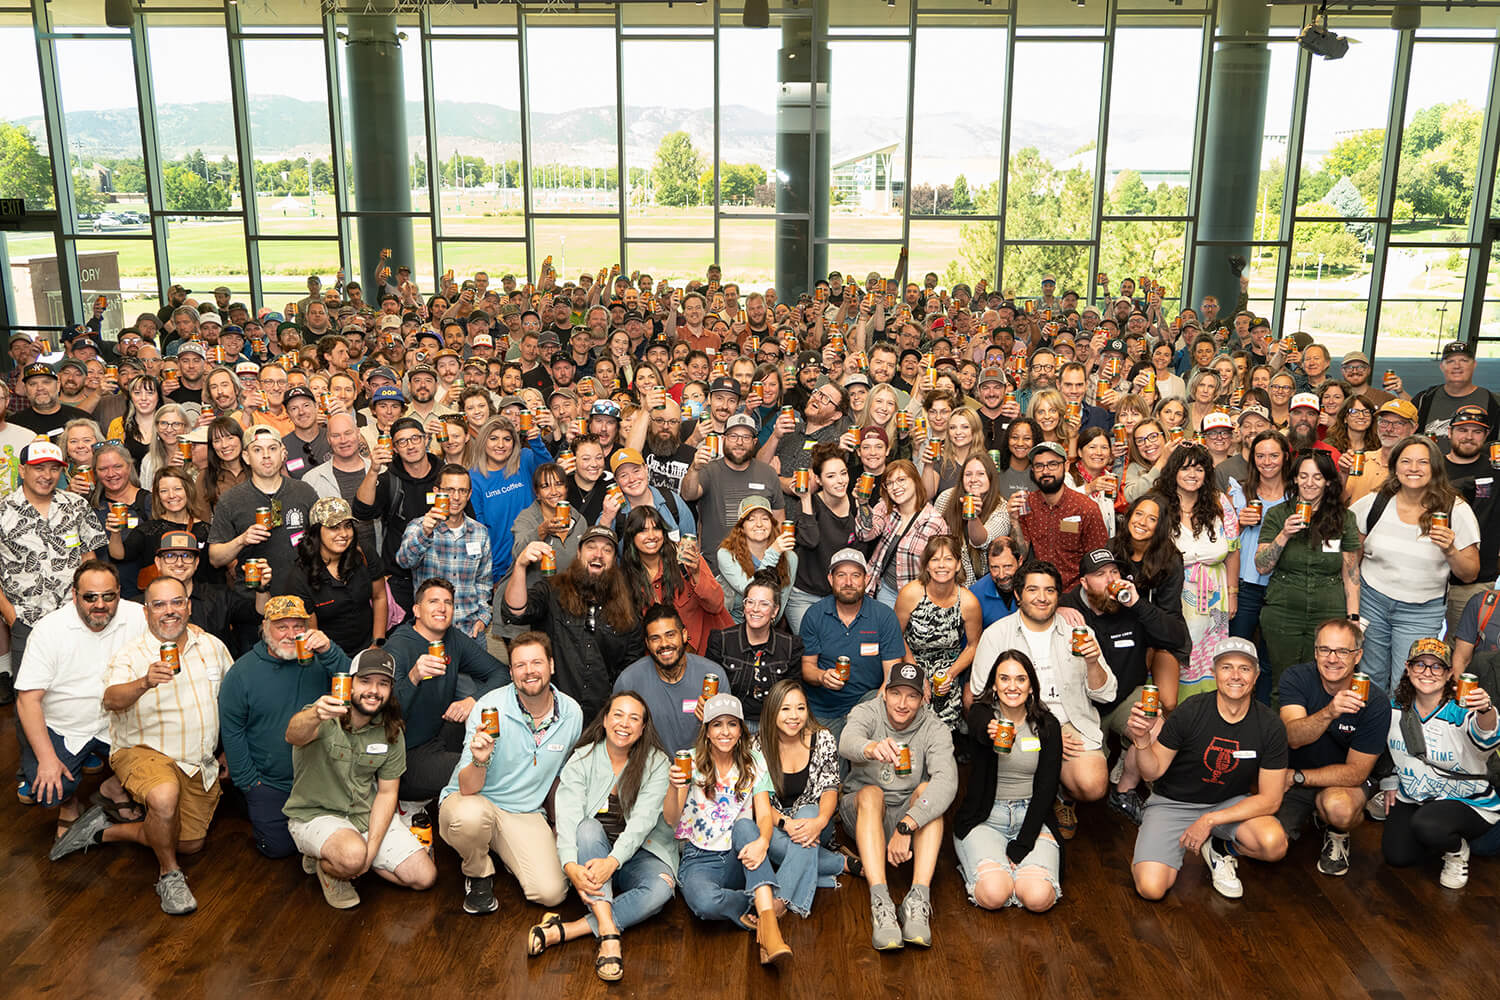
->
[775, 3, 829, 297]
[343, 10, 414, 291]
[1191, 0, 1271, 315]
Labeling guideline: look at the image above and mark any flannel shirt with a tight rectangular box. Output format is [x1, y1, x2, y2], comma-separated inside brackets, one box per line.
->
[395, 515, 493, 633]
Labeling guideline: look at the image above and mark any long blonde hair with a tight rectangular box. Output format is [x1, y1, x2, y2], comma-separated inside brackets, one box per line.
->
[1028, 388, 1073, 454]
[693, 713, 758, 797]
[861, 383, 901, 443]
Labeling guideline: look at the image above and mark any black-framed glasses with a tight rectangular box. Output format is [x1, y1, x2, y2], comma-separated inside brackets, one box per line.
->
[1314, 645, 1358, 660]
[1407, 659, 1448, 676]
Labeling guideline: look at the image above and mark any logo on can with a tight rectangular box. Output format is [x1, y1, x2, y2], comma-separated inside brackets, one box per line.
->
[1070, 627, 1089, 656]
[702, 673, 720, 698]
[332, 672, 352, 705]
[1350, 672, 1370, 702]
[1141, 684, 1160, 718]
[481, 708, 500, 737]
[993, 718, 1015, 753]
[160, 642, 181, 675]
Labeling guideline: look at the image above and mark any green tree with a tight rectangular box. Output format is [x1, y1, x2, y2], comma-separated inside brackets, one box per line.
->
[949, 173, 975, 215]
[71, 173, 106, 214]
[1321, 129, 1384, 188]
[0, 121, 54, 208]
[721, 163, 766, 205]
[1107, 170, 1154, 216]
[1292, 202, 1365, 273]
[652, 131, 703, 207]
[1322, 175, 1373, 245]
[410, 153, 426, 189]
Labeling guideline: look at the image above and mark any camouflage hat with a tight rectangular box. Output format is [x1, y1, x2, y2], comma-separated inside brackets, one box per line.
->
[264, 595, 311, 620]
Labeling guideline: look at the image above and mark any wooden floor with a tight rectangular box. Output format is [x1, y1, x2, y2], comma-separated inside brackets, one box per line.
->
[5, 711, 1500, 1000]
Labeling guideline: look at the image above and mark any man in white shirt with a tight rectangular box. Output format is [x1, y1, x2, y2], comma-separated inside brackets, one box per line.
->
[16, 560, 146, 841]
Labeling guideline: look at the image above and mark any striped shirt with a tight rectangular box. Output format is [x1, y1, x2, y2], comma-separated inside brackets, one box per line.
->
[105, 624, 233, 790]
[1352, 494, 1481, 603]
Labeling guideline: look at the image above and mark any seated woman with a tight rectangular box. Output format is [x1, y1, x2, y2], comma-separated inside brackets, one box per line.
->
[535, 691, 676, 983]
[1381, 638, 1499, 890]
[664, 694, 791, 967]
[955, 649, 1063, 913]
[753, 680, 856, 917]
[716, 496, 796, 623]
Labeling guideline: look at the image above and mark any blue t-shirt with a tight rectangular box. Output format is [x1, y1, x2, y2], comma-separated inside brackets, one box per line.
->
[969, 575, 1018, 629]
[1278, 661, 1392, 771]
[799, 595, 907, 720]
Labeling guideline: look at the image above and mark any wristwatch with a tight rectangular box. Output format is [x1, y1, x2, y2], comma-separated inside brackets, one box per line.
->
[1293, 769, 1306, 786]
[895, 819, 915, 836]
[776, 817, 787, 831]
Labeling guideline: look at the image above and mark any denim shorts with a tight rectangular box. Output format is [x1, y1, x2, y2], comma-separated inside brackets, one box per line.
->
[953, 797, 1062, 906]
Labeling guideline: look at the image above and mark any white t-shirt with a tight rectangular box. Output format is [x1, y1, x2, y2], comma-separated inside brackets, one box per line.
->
[15, 599, 147, 752]
[1020, 622, 1069, 726]
[1352, 493, 1481, 603]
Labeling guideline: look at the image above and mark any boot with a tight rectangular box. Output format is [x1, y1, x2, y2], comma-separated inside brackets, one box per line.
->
[756, 906, 792, 968]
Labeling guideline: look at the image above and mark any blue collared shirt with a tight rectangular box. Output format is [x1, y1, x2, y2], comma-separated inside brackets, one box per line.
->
[800, 595, 906, 721]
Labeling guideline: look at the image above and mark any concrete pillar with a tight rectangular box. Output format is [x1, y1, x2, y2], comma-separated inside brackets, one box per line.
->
[775, 2, 829, 297]
[1191, 0, 1271, 315]
[344, 13, 414, 290]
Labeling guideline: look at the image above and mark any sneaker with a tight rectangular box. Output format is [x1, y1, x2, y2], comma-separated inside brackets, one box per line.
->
[1108, 788, 1145, 826]
[1317, 830, 1351, 877]
[155, 869, 198, 915]
[316, 866, 361, 909]
[1200, 839, 1243, 899]
[1440, 839, 1470, 890]
[48, 803, 110, 861]
[463, 875, 498, 915]
[302, 854, 319, 875]
[17, 778, 34, 805]
[1365, 795, 1387, 822]
[1053, 797, 1078, 840]
[898, 891, 933, 948]
[870, 894, 903, 950]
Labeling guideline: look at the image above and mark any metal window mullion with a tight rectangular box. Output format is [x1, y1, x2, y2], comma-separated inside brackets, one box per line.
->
[712, 0, 720, 267]
[420, 6, 445, 282]
[1181, 4, 1216, 308]
[1274, 44, 1312, 336]
[30, 0, 81, 329]
[1363, 28, 1415, 358]
[1460, 40, 1500, 345]
[898, 0, 916, 263]
[615, 7, 628, 272]
[808, 10, 822, 294]
[995, 13, 1018, 289]
[517, 9, 535, 280]
[322, 11, 353, 279]
[224, 4, 263, 306]
[1088, 0, 1117, 307]
[130, 16, 172, 305]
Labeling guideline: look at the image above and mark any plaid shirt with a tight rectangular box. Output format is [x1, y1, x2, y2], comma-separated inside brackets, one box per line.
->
[5, 370, 27, 416]
[395, 514, 492, 633]
[858, 501, 948, 598]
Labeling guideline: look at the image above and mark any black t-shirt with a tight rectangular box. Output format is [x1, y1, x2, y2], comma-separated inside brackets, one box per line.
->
[644, 443, 697, 497]
[168, 384, 205, 406]
[1276, 662, 1391, 771]
[279, 557, 377, 657]
[1155, 692, 1289, 803]
[11, 403, 90, 441]
[1444, 454, 1500, 583]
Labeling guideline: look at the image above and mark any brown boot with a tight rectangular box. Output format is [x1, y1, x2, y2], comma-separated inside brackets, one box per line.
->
[757, 907, 792, 968]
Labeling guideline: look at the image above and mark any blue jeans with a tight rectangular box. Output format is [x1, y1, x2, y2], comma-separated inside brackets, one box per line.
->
[1360, 583, 1447, 692]
[573, 818, 675, 936]
[678, 818, 780, 925]
[18, 726, 107, 807]
[783, 588, 821, 634]
[243, 781, 297, 859]
[1229, 581, 1272, 704]
[766, 802, 845, 916]
[877, 581, 900, 607]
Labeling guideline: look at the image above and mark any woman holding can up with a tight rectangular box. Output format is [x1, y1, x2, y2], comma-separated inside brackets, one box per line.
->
[784, 441, 870, 632]
[1066, 426, 1119, 534]
[1162, 443, 1239, 698]
[540, 692, 676, 983]
[509, 462, 587, 593]
[717, 496, 797, 624]
[1227, 432, 1290, 704]
[113, 467, 216, 588]
[1381, 638, 1500, 889]
[278, 497, 386, 658]
[1122, 419, 1172, 504]
[664, 693, 792, 967]
[859, 459, 947, 606]
[1255, 450, 1362, 701]
[933, 452, 1013, 586]
[896, 536, 983, 735]
[1351, 436, 1481, 692]
[954, 649, 1063, 913]
[619, 506, 732, 656]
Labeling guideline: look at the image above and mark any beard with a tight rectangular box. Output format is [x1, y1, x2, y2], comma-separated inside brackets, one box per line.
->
[647, 431, 679, 456]
[1287, 424, 1317, 451]
[1034, 474, 1065, 496]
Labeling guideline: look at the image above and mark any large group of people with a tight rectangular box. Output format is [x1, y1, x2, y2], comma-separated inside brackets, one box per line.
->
[4, 257, 1499, 978]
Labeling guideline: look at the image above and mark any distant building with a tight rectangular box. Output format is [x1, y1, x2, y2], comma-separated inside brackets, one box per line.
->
[830, 141, 904, 211]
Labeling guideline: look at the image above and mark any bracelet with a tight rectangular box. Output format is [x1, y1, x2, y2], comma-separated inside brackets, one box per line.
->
[471, 756, 491, 769]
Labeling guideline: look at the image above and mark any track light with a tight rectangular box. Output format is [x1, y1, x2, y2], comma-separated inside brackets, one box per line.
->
[1299, 3, 1349, 60]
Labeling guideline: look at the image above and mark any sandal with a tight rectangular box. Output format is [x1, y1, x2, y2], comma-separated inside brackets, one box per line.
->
[91, 792, 143, 825]
[53, 815, 77, 841]
[527, 912, 564, 957]
[836, 843, 864, 880]
[595, 933, 623, 982]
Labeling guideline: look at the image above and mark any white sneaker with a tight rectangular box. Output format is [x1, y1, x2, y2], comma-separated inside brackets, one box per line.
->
[1365, 795, 1387, 822]
[1200, 839, 1243, 899]
[1440, 839, 1470, 890]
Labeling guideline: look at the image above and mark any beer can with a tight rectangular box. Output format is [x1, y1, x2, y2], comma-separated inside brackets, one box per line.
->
[518, 410, 534, 432]
[705, 433, 721, 460]
[895, 743, 912, 777]
[295, 634, 312, 665]
[1432, 511, 1450, 529]
[1296, 501, 1314, 522]
[435, 422, 449, 444]
[933, 667, 948, 691]
[1112, 423, 1129, 448]
[1245, 500, 1263, 523]
[428, 640, 447, 664]
[481, 708, 500, 737]
[1144, 370, 1157, 393]
[575, 417, 589, 437]
[780, 521, 796, 545]
[1065, 401, 1082, 423]
[856, 473, 876, 501]
[781, 405, 796, 425]
[1014, 490, 1030, 515]
[988, 449, 1004, 468]
[1383, 369, 1397, 389]
[993, 718, 1016, 754]
[896, 411, 911, 433]
[1070, 627, 1089, 656]
[1168, 426, 1185, 445]
[1107, 579, 1128, 599]
[921, 439, 940, 464]
[1003, 390, 1017, 407]
[109, 501, 128, 522]
[1456, 673, 1480, 703]
[674, 749, 694, 783]
[378, 432, 392, 451]
[702, 673, 720, 698]
[1097, 376, 1111, 397]
[332, 672, 352, 705]
[961, 494, 981, 519]
[74, 466, 94, 488]
[243, 559, 263, 590]
[1490, 442, 1500, 468]
[433, 491, 450, 517]
[793, 468, 811, 494]
[833, 655, 851, 682]
[160, 642, 181, 675]
[539, 548, 556, 576]
[556, 500, 571, 523]
[410, 814, 432, 849]
[255, 506, 273, 530]
[177, 441, 192, 463]
[606, 484, 625, 507]
[1141, 683, 1160, 718]
[1349, 451, 1366, 475]
[105, 364, 118, 380]
[1350, 672, 1370, 702]
[558, 449, 576, 473]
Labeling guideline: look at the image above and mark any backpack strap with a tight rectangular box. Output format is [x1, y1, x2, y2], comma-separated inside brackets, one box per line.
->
[1364, 491, 1391, 534]
[1477, 590, 1500, 638]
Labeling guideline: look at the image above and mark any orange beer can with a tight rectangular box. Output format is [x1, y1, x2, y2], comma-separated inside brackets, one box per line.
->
[433, 491, 450, 517]
[1350, 673, 1371, 702]
[701, 673, 720, 698]
[993, 718, 1016, 754]
[1070, 627, 1089, 656]
[255, 506, 273, 530]
[332, 673, 352, 705]
[961, 494, 981, 519]
[674, 750, 694, 783]
[895, 743, 912, 777]
[1141, 684, 1160, 717]
[793, 468, 810, 494]
[539, 548, 557, 576]
[481, 708, 500, 737]
[1456, 673, 1480, 703]
[160, 642, 181, 675]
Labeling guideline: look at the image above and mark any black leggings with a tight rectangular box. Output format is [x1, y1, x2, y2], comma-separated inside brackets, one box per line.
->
[1382, 800, 1495, 866]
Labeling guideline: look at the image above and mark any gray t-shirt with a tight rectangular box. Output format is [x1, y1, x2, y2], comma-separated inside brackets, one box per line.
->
[613, 653, 719, 754]
[994, 717, 1041, 801]
[282, 430, 332, 479]
[696, 459, 786, 560]
[208, 476, 320, 585]
[331, 463, 382, 570]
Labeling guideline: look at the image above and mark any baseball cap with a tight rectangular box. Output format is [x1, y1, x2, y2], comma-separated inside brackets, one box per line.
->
[886, 661, 924, 694]
[20, 441, 64, 465]
[978, 367, 1007, 386]
[407, 363, 437, 380]
[1451, 404, 1491, 430]
[378, 315, 402, 330]
[1407, 637, 1451, 667]
[1213, 636, 1260, 666]
[197, 311, 223, 327]
[371, 385, 406, 405]
[1441, 341, 1475, 361]
[829, 547, 868, 572]
[591, 400, 621, 419]
[235, 361, 261, 378]
[1029, 441, 1068, 462]
[364, 365, 399, 385]
[537, 331, 560, 347]
[242, 424, 280, 448]
[310, 496, 355, 527]
[1102, 338, 1127, 356]
[264, 595, 311, 620]
[156, 531, 200, 554]
[1289, 392, 1320, 411]
[609, 447, 645, 473]
[1079, 548, 1118, 575]
[1341, 351, 1370, 366]
[21, 362, 56, 382]
[580, 524, 618, 547]
[548, 385, 576, 403]
[1376, 398, 1418, 423]
[471, 332, 494, 347]
[1041, 275, 1056, 286]
[709, 376, 741, 399]
[724, 413, 758, 435]
[284, 385, 316, 405]
[1201, 411, 1234, 432]
[859, 426, 889, 448]
[496, 395, 527, 411]
[70, 338, 102, 356]
[842, 372, 870, 389]
[56, 358, 87, 377]
[737, 495, 773, 521]
[350, 647, 397, 681]
[174, 340, 206, 358]
[262, 311, 284, 324]
[1238, 404, 1271, 424]
[702, 693, 744, 725]
[797, 350, 822, 371]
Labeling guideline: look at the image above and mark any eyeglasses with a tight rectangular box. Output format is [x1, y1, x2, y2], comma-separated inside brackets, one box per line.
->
[742, 598, 776, 611]
[146, 597, 189, 611]
[1314, 645, 1358, 661]
[1269, 384, 1293, 393]
[79, 591, 119, 603]
[1347, 408, 1373, 418]
[158, 420, 187, 431]
[1135, 431, 1162, 446]
[1377, 417, 1410, 429]
[1407, 659, 1448, 676]
[393, 435, 426, 448]
[441, 486, 472, 497]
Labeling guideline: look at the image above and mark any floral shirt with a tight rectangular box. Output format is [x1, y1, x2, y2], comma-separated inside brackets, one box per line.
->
[0, 488, 108, 626]
[674, 749, 773, 852]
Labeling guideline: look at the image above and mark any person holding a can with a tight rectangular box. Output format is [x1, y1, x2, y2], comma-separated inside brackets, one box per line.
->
[1380, 637, 1499, 889]
[1437, 404, 1500, 636]
[714, 496, 797, 625]
[1275, 618, 1391, 877]
[605, 448, 696, 543]
[396, 464, 493, 640]
[681, 413, 787, 572]
[543, 691, 676, 982]
[282, 646, 436, 909]
[50, 577, 235, 915]
[613, 604, 726, 754]
[1411, 340, 1500, 445]
[840, 661, 957, 950]
[1008, 442, 1110, 592]
[955, 648, 1063, 912]
[218, 594, 349, 861]
[207, 425, 319, 592]
[1126, 637, 1290, 902]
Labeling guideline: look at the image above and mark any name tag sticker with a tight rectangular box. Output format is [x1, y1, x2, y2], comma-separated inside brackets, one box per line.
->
[860, 643, 880, 657]
[1060, 518, 1080, 534]
[749, 483, 765, 490]
[1019, 737, 1041, 752]
[63, 531, 80, 548]
[127, 516, 139, 529]
[802, 440, 815, 451]
[1322, 539, 1340, 553]
[1231, 749, 1257, 759]
[466, 540, 482, 556]
[289, 530, 304, 547]
[366, 743, 388, 753]
[681, 698, 698, 714]
[546, 743, 566, 752]
[285, 457, 306, 473]
[1114, 638, 1135, 648]
[425, 492, 437, 505]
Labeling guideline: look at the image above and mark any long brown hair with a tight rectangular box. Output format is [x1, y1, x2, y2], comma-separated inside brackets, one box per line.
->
[345, 680, 406, 742]
[940, 453, 1002, 541]
[693, 711, 758, 797]
[1375, 435, 1459, 536]
[977, 648, 1055, 738]
[720, 509, 790, 590]
[552, 549, 638, 634]
[573, 691, 666, 815]
[150, 467, 212, 524]
[1161, 443, 1225, 541]
[756, 679, 824, 801]
[1324, 393, 1376, 452]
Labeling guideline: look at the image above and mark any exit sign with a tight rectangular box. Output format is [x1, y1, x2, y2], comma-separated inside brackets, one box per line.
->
[0, 198, 24, 228]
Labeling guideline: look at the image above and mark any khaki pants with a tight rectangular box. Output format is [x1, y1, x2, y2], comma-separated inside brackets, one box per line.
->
[1447, 582, 1489, 641]
[437, 793, 566, 905]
